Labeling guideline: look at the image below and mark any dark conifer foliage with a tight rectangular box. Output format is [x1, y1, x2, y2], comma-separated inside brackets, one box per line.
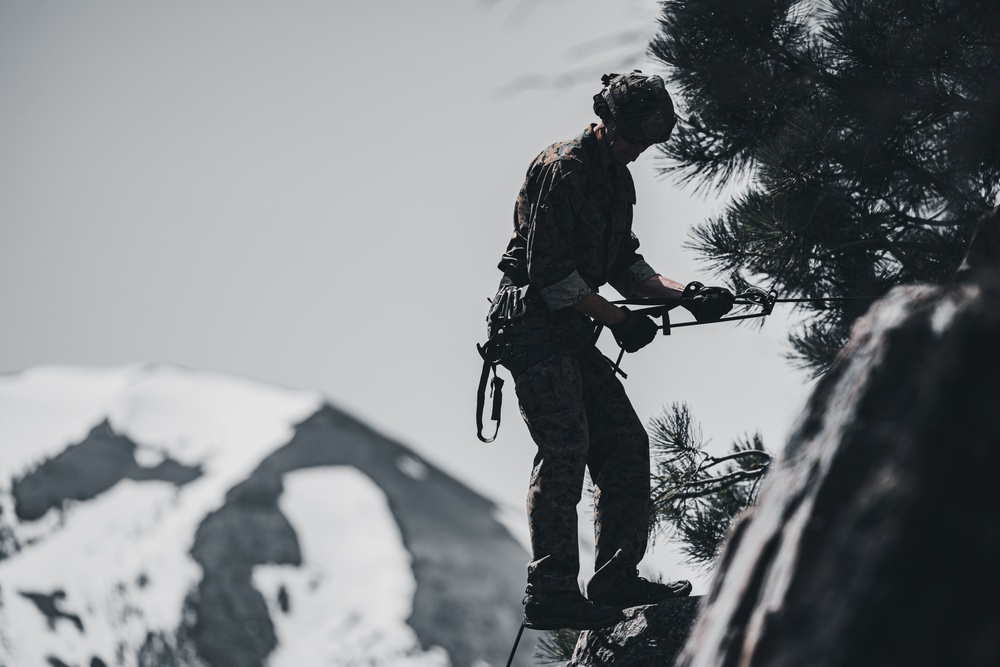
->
[534, 627, 582, 665]
[650, 0, 1000, 373]
[647, 403, 770, 569]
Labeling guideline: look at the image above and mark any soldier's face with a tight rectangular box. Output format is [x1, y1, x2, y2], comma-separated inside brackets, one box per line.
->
[611, 136, 651, 165]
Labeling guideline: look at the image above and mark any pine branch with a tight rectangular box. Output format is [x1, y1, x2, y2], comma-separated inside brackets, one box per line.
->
[655, 468, 769, 504]
[648, 404, 772, 569]
[535, 628, 581, 665]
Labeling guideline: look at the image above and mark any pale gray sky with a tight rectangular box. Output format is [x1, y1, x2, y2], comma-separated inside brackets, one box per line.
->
[0, 0, 812, 589]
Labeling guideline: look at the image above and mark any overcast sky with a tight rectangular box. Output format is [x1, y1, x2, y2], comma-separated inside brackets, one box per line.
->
[0, 0, 814, 589]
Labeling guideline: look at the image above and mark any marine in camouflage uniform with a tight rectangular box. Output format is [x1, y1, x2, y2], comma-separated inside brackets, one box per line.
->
[486, 71, 734, 631]
[490, 123, 657, 592]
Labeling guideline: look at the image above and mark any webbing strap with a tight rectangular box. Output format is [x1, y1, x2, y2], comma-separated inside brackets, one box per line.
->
[476, 342, 504, 443]
[474, 333, 566, 443]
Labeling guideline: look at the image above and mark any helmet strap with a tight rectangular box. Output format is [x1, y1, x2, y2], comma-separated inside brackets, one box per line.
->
[602, 120, 631, 167]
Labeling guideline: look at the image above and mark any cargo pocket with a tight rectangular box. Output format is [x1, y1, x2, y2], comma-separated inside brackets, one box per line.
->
[513, 351, 581, 418]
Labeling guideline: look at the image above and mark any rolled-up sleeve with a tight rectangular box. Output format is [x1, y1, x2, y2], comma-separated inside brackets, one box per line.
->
[539, 270, 592, 310]
[610, 258, 658, 297]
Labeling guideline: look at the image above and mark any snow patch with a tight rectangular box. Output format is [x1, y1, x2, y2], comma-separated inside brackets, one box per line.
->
[0, 364, 141, 482]
[0, 364, 327, 665]
[931, 297, 961, 336]
[133, 445, 167, 469]
[0, 480, 201, 665]
[107, 363, 323, 473]
[397, 454, 429, 481]
[253, 467, 450, 666]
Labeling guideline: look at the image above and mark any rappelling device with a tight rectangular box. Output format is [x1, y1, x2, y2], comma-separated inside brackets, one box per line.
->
[595, 284, 778, 378]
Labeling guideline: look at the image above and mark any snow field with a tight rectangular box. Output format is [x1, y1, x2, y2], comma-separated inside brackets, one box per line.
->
[0, 364, 325, 665]
[254, 467, 450, 666]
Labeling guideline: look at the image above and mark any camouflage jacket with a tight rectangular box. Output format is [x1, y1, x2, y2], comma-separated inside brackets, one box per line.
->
[493, 124, 657, 345]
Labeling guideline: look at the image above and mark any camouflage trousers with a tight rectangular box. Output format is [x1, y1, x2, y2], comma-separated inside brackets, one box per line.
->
[512, 344, 650, 594]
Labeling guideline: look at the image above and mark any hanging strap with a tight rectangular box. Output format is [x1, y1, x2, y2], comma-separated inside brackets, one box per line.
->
[475, 322, 566, 443]
[476, 334, 506, 443]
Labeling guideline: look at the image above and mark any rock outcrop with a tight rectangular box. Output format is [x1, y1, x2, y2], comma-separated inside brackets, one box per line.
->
[675, 208, 1000, 666]
[569, 596, 701, 666]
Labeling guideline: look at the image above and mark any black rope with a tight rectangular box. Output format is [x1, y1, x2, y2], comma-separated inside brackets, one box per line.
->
[772, 296, 878, 303]
[606, 288, 882, 338]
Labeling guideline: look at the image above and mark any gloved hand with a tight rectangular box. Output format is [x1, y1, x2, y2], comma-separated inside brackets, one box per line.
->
[609, 307, 659, 352]
[680, 281, 735, 322]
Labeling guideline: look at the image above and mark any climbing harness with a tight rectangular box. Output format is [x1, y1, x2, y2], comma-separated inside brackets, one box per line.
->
[476, 328, 565, 443]
[476, 279, 528, 442]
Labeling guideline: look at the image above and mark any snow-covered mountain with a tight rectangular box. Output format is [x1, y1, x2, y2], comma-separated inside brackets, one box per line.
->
[0, 364, 535, 667]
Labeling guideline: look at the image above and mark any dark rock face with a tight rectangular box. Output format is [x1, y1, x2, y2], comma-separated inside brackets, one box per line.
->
[568, 596, 702, 667]
[675, 275, 1000, 665]
[17, 590, 84, 632]
[11, 420, 202, 522]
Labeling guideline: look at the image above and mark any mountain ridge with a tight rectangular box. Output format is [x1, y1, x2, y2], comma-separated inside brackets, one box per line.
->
[0, 363, 535, 666]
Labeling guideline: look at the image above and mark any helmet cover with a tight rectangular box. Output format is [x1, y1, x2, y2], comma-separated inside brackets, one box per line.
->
[593, 70, 676, 144]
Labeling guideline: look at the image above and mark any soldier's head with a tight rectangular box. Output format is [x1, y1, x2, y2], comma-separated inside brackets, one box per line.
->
[593, 70, 676, 163]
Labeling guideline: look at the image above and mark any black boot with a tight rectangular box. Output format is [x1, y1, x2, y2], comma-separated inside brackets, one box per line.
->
[587, 550, 692, 609]
[588, 571, 692, 608]
[522, 589, 625, 630]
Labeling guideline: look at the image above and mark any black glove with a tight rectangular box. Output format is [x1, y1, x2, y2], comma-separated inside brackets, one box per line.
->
[680, 281, 735, 322]
[609, 307, 659, 353]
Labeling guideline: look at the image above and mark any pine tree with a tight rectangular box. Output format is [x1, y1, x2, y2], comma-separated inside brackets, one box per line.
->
[647, 403, 770, 569]
[649, 0, 1000, 374]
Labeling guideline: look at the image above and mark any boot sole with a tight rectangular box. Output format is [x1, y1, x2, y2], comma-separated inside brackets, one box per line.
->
[522, 613, 624, 631]
[592, 581, 694, 609]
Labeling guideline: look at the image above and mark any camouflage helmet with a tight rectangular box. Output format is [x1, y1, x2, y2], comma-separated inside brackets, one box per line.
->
[593, 70, 676, 145]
